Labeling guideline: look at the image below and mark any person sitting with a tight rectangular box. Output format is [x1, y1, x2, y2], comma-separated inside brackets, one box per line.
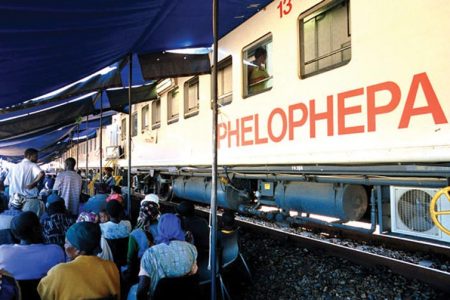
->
[103, 167, 116, 188]
[100, 200, 131, 239]
[0, 194, 25, 230]
[136, 213, 198, 299]
[176, 201, 210, 259]
[126, 197, 160, 284]
[40, 199, 75, 248]
[81, 183, 109, 214]
[0, 211, 65, 281]
[37, 222, 120, 299]
[99, 209, 110, 223]
[106, 185, 124, 204]
[76, 211, 114, 262]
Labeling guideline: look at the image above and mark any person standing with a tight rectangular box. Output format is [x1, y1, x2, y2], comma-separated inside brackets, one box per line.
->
[5, 148, 44, 201]
[53, 158, 82, 216]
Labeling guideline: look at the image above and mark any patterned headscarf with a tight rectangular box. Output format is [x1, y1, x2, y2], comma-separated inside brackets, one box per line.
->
[136, 200, 160, 231]
[155, 213, 185, 245]
[76, 211, 98, 223]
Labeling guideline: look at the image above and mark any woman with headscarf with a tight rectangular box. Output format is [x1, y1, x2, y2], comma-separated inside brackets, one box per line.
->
[136, 213, 198, 299]
[125, 198, 160, 284]
[37, 222, 120, 300]
[40, 199, 75, 248]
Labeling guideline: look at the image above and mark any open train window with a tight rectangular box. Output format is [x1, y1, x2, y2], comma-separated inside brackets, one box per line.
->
[141, 105, 149, 132]
[152, 99, 161, 129]
[217, 56, 233, 106]
[242, 34, 273, 98]
[299, 0, 351, 78]
[184, 76, 199, 118]
[167, 87, 179, 124]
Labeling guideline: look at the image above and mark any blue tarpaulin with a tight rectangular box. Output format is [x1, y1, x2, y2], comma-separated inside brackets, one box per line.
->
[0, 0, 272, 108]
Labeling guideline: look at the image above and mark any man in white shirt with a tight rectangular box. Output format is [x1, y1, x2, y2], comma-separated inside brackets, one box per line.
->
[53, 157, 82, 216]
[5, 148, 44, 199]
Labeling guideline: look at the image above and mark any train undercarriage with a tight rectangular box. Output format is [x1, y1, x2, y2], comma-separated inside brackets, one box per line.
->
[130, 163, 450, 245]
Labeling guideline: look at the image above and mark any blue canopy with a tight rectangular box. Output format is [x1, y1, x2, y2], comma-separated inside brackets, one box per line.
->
[0, 0, 272, 108]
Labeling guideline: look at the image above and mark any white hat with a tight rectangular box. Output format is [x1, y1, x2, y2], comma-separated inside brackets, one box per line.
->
[142, 194, 159, 205]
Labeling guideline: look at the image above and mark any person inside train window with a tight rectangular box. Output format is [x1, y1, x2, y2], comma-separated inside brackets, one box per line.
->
[244, 35, 273, 96]
[37, 222, 120, 299]
[136, 213, 198, 299]
[248, 47, 269, 93]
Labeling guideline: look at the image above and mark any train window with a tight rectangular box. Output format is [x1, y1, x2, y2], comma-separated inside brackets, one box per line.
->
[217, 56, 233, 106]
[184, 76, 199, 118]
[299, 0, 351, 78]
[151, 99, 161, 129]
[167, 87, 179, 124]
[242, 34, 273, 97]
[141, 105, 149, 132]
[121, 118, 126, 141]
[131, 112, 138, 137]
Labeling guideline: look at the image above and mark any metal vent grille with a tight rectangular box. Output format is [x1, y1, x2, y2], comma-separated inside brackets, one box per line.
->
[397, 189, 434, 232]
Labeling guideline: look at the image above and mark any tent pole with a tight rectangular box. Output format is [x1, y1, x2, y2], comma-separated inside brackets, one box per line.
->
[99, 92, 103, 184]
[76, 124, 80, 171]
[127, 54, 132, 218]
[210, 0, 219, 299]
[85, 114, 89, 193]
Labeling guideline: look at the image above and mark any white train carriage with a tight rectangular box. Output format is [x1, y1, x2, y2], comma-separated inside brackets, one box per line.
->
[72, 0, 450, 243]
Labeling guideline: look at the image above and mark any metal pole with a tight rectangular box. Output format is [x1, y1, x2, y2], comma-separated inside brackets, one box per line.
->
[99, 93, 103, 184]
[127, 54, 132, 218]
[210, 0, 219, 299]
[76, 124, 80, 171]
[85, 114, 89, 193]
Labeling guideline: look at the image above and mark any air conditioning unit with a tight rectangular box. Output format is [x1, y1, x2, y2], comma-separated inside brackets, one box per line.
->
[390, 186, 450, 242]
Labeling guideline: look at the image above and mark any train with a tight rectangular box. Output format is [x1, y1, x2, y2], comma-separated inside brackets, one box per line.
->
[59, 0, 450, 244]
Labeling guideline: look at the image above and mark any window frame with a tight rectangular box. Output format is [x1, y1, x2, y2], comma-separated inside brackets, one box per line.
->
[152, 98, 161, 129]
[120, 118, 127, 141]
[184, 76, 200, 118]
[167, 87, 180, 125]
[131, 112, 138, 137]
[141, 105, 149, 133]
[298, 0, 351, 79]
[216, 56, 233, 106]
[242, 33, 273, 99]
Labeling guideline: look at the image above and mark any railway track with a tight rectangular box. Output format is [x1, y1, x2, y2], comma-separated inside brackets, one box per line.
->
[159, 200, 450, 295]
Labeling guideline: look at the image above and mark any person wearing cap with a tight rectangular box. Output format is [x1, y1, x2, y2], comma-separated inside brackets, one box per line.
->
[0, 194, 25, 230]
[125, 197, 160, 283]
[0, 211, 65, 281]
[136, 213, 198, 299]
[37, 222, 120, 300]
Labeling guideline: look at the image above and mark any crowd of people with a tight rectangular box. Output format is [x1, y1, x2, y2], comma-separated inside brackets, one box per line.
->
[0, 148, 240, 300]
